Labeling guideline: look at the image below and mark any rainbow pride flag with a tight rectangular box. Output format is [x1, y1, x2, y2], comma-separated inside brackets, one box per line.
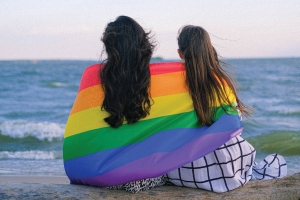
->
[63, 62, 243, 187]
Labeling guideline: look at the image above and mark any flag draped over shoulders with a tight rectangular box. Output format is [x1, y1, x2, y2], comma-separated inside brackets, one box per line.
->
[63, 62, 243, 187]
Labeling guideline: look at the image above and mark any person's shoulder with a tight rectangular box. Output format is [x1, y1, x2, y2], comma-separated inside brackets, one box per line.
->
[78, 64, 102, 91]
[84, 63, 102, 74]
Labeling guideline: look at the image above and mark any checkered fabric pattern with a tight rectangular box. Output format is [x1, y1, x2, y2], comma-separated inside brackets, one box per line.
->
[166, 135, 287, 193]
[252, 153, 287, 180]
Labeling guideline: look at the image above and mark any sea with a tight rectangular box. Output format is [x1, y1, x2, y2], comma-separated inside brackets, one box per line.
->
[0, 58, 299, 177]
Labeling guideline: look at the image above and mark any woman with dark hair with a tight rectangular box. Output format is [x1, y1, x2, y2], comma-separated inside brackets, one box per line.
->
[64, 16, 168, 193]
[99, 16, 167, 192]
[100, 16, 154, 128]
[166, 25, 287, 192]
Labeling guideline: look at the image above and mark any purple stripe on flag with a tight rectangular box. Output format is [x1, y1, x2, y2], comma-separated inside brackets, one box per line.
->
[65, 115, 242, 180]
[70, 127, 243, 187]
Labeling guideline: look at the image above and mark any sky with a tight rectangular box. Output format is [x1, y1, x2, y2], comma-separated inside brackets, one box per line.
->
[1, 0, 300, 60]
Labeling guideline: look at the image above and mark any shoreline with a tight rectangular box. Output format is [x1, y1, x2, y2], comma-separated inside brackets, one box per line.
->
[0, 173, 299, 199]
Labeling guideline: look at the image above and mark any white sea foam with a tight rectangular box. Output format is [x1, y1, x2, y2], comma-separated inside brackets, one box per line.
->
[0, 121, 64, 141]
[50, 81, 67, 87]
[0, 150, 61, 160]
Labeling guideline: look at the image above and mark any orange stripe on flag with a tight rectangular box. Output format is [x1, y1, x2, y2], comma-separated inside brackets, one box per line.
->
[71, 71, 188, 115]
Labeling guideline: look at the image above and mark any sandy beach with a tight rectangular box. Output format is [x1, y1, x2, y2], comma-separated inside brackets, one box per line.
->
[0, 175, 69, 184]
[0, 173, 300, 199]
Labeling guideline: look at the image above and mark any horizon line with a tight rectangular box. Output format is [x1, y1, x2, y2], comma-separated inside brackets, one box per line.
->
[0, 56, 299, 62]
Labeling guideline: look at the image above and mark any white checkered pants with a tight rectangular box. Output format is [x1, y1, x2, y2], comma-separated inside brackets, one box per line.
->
[166, 135, 287, 193]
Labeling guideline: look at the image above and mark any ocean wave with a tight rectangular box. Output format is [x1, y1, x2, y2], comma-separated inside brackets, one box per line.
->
[48, 81, 68, 87]
[269, 110, 300, 117]
[0, 121, 64, 142]
[0, 150, 62, 160]
[246, 130, 300, 156]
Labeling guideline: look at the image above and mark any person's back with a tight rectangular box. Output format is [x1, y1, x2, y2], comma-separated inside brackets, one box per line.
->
[166, 25, 287, 192]
[64, 15, 167, 193]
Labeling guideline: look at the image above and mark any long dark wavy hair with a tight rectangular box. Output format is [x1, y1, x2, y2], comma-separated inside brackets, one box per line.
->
[178, 25, 253, 126]
[100, 16, 155, 128]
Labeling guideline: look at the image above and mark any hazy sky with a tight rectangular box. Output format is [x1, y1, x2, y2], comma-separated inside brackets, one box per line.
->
[1, 0, 300, 60]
